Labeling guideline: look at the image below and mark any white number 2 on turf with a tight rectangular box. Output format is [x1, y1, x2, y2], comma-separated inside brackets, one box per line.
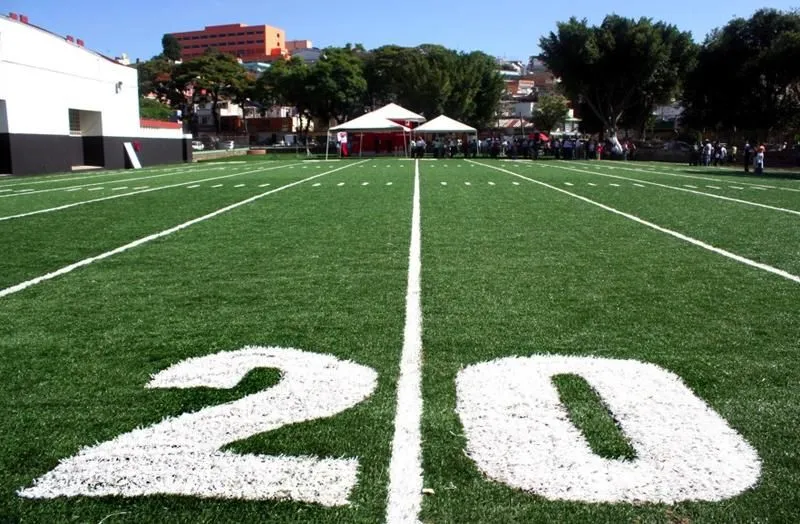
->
[18, 346, 378, 506]
[457, 355, 761, 503]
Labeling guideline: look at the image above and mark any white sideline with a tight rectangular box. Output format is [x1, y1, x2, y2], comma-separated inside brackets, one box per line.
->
[0, 161, 364, 299]
[0, 165, 226, 198]
[0, 163, 302, 222]
[577, 162, 800, 194]
[0, 165, 190, 189]
[544, 163, 800, 217]
[386, 159, 424, 524]
[471, 161, 800, 285]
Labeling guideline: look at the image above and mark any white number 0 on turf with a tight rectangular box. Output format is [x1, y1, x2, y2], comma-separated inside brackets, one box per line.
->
[18, 346, 378, 506]
[457, 355, 761, 503]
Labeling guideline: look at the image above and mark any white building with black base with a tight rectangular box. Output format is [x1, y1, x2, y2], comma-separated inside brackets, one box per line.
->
[0, 13, 191, 176]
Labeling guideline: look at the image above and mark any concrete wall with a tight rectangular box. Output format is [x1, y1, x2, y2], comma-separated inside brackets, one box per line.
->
[0, 15, 190, 175]
[0, 17, 139, 137]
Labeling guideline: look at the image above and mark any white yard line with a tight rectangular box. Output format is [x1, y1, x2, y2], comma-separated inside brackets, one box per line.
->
[0, 161, 364, 299]
[0, 166, 227, 198]
[0, 165, 191, 189]
[471, 161, 800, 285]
[546, 164, 800, 217]
[0, 164, 303, 222]
[386, 159, 424, 524]
[576, 162, 800, 194]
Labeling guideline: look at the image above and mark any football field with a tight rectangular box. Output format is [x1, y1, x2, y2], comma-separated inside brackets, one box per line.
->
[1, 157, 799, 523]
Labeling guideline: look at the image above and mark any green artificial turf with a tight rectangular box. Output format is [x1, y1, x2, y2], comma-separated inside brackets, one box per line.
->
[1, 158, 798, 523]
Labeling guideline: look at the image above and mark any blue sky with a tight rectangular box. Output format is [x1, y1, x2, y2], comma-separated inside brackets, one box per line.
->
[5, 0, 797, 61]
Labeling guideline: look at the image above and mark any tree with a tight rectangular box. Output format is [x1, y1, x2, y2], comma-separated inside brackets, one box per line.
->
[162, 34, 182, 62]
[229, 74, 257, 134]
[136, 56, 184, 107]
[173, 50, 249, 133]
[539, 15, 696, 150]
[682, 8, 800, 140]
[308, 47, 368, 124]
[258, 57, 314, 134]
[139, 97, 174, 120]
[362, 45, 503, 127]
[532, 93, 569, 132]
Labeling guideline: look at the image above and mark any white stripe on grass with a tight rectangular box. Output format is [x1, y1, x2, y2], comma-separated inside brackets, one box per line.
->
[582, 162, 800, 194]
[386, 159, 424, 524]
[471, 161, 800, 285]
[0, 161, 365, 299]
[0, 164, 302, 222]
[0, 165, 194, 189]
[0, 166, 227, 198]
[545, 164, 800, 217]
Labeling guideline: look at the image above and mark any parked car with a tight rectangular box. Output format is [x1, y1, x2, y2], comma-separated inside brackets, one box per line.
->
[191, 140, 205, 151]
[216, 140, 235, 150]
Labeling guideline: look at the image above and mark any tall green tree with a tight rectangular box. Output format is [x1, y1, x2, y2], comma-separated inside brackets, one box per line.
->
[363, 45, 503, 127]
[532, 93, 569, 132]
[136, 56, 184, 107]
[173, 50, 249, 133]
[139, 97, 174, 120]
[460, 51, 505, 129]
[257, 57, 314, 133]
[161, 34, 182, 62]
[682, 8, 800, 139]
[309, 47, 368, 124]
[229, 74, 258, 134]
[539, 15, 696, 149]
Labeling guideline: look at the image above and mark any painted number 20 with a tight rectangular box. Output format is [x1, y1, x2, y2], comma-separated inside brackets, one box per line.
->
[20, 349, 760, 505]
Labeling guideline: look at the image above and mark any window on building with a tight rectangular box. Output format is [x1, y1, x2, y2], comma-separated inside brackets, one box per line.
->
[68, 109, 81, 136]
[247, 40, 254, 44]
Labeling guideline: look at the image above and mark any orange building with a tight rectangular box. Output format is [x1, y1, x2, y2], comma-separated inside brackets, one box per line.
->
[171, 23, 299, 62]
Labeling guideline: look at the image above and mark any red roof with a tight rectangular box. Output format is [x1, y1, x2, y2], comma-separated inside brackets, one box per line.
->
[140, 119, 182, 129]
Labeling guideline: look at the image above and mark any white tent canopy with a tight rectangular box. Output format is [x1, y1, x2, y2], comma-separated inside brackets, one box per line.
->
[413, 115, 476, 133]
[367, 103, 426, 123]
[329, 112, 410, 132]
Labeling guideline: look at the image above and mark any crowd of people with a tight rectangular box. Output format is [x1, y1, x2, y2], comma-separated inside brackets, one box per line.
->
[410, 135, 638, 161]
[689, 140, 766, 174]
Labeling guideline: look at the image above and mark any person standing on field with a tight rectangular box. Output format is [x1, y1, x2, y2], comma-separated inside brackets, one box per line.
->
[743, 141, 753, 173]
[754, 146, 765, 175]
